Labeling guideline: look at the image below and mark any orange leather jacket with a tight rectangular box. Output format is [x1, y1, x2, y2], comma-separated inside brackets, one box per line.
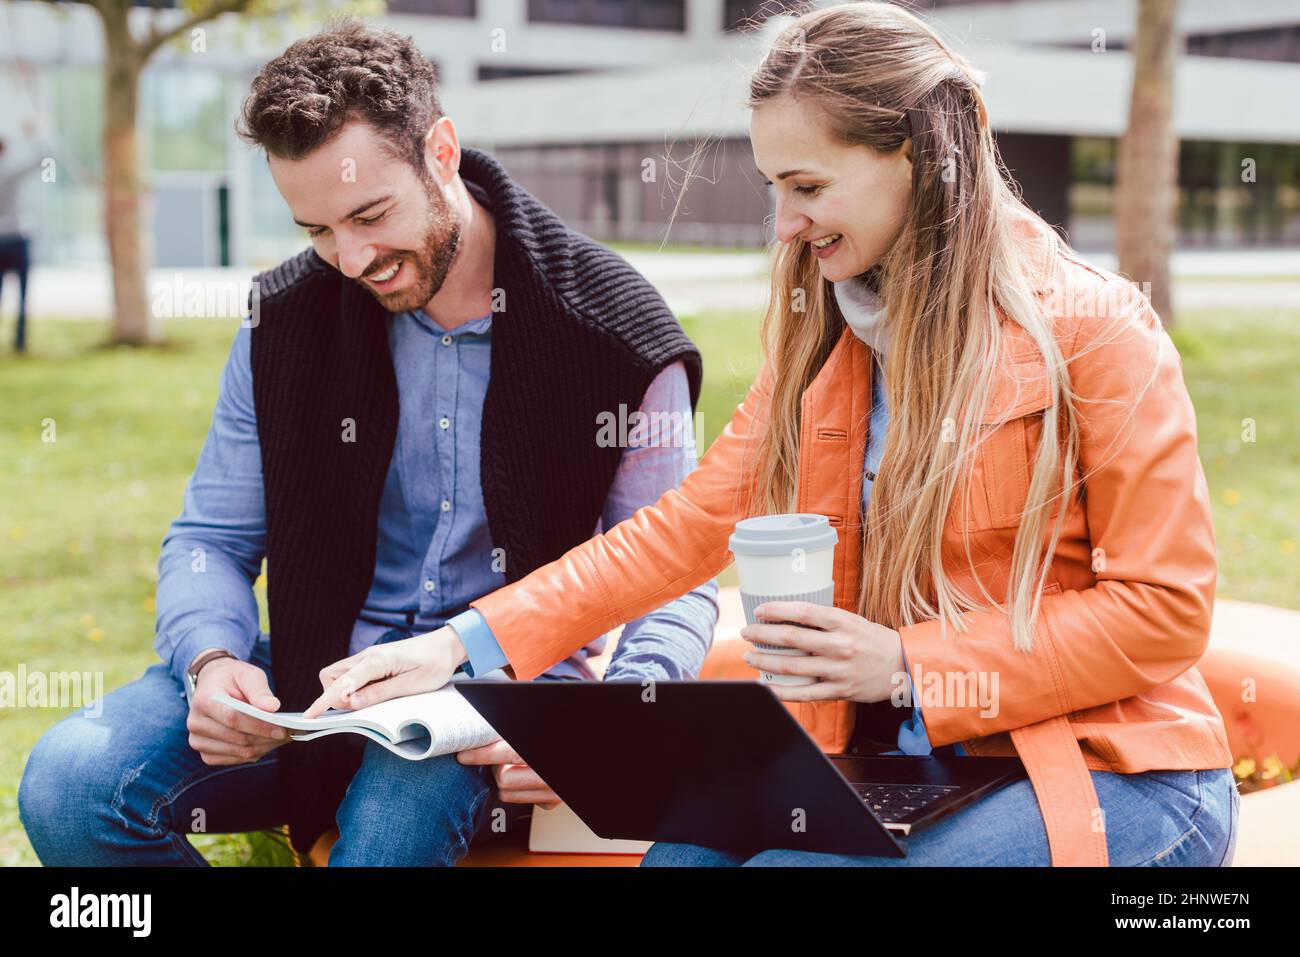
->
[470, 223, 1233, 867]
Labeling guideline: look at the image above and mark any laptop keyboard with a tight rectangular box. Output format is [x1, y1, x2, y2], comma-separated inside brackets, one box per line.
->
[853, 782, 962, 822]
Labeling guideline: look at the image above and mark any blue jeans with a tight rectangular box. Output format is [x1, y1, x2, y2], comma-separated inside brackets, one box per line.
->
[17, 634, 533, 866]
[642, 765, 1240, 867]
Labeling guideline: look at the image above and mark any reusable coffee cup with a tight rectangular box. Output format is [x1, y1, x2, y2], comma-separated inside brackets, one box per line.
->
[728, 513, 838, 687]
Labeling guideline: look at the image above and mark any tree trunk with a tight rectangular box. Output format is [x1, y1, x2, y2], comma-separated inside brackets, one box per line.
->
[1114, 0, 1180, 327]
[101, 2, 158, 345]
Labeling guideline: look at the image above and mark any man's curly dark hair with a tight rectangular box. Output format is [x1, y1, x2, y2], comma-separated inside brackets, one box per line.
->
[236, 18, 442, 172]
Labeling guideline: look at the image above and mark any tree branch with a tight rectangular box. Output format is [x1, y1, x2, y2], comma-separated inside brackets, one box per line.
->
[137, 0, 256, 60]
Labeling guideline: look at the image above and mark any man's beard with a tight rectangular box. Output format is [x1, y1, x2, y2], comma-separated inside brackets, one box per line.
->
[358, 182, 461, 314]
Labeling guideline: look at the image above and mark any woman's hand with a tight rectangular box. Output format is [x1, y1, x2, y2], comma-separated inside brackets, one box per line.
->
[302, 625, 468, 718]
[457, 740, 561, 809]
[740, 601, 907, 704]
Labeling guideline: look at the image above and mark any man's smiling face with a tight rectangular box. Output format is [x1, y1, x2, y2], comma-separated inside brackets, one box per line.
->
[268, 119, 461, 314]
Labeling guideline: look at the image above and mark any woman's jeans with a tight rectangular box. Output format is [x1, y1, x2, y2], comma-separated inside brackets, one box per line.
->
[642, 759, 1241, 867]
[18, 634, 533, 866]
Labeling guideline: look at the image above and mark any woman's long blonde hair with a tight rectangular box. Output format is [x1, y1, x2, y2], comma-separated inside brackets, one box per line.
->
[748, 3, 1084, 653]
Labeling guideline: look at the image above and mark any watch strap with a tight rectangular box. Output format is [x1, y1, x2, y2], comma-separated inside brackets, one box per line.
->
[185, 648, 237, 699]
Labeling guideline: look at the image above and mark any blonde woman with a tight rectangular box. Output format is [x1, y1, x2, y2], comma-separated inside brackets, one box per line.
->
[306, 3, 1238, 867]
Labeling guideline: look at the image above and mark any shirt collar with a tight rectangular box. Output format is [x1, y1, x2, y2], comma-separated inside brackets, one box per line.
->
[402, 309, 494, 337]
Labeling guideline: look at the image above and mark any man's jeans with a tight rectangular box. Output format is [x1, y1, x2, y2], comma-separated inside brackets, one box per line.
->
[641, 764, 1241, 867]
[18, 634, 534, 866]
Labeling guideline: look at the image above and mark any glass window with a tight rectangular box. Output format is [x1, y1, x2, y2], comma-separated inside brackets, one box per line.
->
[146, 68, 230, 172]
[1068, 136, 1300, 249]
[386, 0, 477, 16]
[527, 0, 685, 32]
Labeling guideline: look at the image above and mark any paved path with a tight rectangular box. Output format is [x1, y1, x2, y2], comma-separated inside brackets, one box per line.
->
[4, 248, 1297, 321]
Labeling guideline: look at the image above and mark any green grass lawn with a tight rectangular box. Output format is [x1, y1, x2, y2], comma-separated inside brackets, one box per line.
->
[2, 301, 1296, 866]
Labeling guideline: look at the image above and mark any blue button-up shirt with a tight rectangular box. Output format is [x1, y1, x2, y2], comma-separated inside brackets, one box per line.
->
[155, 308, 719, 689]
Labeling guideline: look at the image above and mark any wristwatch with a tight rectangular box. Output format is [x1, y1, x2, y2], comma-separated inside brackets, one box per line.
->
[185, 648, 237, 700]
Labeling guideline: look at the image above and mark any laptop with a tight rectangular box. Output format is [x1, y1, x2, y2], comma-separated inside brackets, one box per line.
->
[457, 679, 1026, 858]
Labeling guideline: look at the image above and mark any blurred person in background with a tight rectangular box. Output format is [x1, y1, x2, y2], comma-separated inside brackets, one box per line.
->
[0, 118, 45, 353]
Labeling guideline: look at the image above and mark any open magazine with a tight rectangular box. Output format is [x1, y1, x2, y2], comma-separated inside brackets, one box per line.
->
[213, 671, 506, 761]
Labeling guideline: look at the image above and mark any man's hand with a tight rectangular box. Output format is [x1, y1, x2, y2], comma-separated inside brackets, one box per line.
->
[187, 658, 289, 765]
[302, 624, 469, 718]
[457, 740, 561, 809]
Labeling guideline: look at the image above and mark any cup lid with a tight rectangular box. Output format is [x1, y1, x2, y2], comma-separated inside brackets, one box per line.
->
[728, 513, 839, 557]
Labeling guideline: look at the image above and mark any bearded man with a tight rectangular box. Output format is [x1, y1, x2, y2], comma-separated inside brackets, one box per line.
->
[18, 19, 717, 866]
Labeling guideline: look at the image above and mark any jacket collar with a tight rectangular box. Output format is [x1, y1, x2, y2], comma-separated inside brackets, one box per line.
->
[824, 211, 1058, 424]
[821, 310, 1053, 427]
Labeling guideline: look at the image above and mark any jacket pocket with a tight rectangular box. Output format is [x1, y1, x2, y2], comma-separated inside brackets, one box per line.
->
[952, 394, 1055, 532]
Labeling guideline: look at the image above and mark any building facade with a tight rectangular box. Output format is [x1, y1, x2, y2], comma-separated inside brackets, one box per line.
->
[0, 0, 1297, 267]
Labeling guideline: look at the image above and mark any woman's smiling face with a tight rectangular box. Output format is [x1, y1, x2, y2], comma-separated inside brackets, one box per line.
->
[750, 95, 913, 281]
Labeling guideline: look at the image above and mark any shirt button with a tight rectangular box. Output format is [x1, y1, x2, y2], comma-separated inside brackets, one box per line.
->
[441, 499, 451, 512]
[439, 416, 450, 430]
[423, 579, 436, 593]
[441, 335, 452, 346]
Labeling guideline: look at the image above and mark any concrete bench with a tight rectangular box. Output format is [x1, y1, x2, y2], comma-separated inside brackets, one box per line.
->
[304, 591, 1300, 867]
